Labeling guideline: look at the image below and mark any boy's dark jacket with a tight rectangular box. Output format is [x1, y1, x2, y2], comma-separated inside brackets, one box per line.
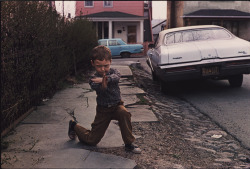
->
[89, 68, 121, 107]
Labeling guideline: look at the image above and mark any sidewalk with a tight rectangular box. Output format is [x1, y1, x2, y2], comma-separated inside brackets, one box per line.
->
[1, 65, 158, 168]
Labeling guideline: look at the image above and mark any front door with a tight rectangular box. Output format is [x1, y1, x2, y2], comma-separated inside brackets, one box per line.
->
[127, 26, 136, 43]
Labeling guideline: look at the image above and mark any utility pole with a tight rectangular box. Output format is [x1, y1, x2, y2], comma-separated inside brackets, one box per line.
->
[166, 1, 184, 29]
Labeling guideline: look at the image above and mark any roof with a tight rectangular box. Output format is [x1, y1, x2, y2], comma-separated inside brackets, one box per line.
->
[76, 11, 144, 19]
[182, 9, 250, 19]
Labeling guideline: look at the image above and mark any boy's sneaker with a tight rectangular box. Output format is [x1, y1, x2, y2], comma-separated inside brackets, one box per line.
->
[68, 120, 76, 140]
[125, 144, 142, 154]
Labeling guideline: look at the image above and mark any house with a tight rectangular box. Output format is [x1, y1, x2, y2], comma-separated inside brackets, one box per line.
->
[75, 1, 152, 44]
[151, 19, 166, 41]
[167, 1, 250, 41]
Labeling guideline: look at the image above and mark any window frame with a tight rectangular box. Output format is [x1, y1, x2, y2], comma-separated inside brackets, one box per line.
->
[103, 1, 113, 7]
[85, 1, 94, 7]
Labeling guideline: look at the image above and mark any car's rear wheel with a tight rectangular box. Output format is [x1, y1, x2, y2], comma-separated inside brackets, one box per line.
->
[152, 70, 158, 81]
[121, 52, 131, 58]
[160, 80, 168, 94]
[228, 74, 243, 87]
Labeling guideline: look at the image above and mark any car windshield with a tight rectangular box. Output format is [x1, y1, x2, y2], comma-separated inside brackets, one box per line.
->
[119, 39, 127, 45]
[164, 28, 232, 45]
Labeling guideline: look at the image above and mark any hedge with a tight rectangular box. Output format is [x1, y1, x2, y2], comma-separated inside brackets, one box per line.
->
[1, 1, 98, 133]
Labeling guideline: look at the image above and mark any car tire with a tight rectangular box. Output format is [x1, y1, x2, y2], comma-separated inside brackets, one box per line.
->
[228, 74, 243, 87]
[121, 52, 131, 58]
[160, 80, 168, 94]
[152, 71, 158, 81]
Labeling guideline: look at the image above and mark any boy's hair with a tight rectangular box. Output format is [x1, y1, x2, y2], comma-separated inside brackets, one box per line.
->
[91, 45, 112, 62]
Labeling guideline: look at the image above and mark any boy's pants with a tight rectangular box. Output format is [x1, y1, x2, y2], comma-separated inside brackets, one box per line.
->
[74, 103, 135, 146]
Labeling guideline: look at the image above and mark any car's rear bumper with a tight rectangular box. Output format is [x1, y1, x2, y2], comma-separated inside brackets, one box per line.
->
[154, 59, 250, 82]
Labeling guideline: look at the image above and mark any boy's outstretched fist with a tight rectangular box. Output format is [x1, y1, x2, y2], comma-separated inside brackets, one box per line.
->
[102, 75, 108, 90]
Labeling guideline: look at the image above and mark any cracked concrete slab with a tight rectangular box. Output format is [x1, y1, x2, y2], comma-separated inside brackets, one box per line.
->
[1, 65, 157, 168]
[127, 105, 158, 122]
[34, 148, 136, 168]
[111, 65, 133, 77]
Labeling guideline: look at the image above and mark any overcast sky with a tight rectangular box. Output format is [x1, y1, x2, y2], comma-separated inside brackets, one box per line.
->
[152, 1, 167, 20]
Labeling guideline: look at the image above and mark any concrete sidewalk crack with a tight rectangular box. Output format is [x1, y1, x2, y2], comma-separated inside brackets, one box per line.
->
[82, 151, 91, 161]
[65, 108, 78, 123]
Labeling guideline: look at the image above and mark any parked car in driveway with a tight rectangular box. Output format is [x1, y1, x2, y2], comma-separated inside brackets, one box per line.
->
[146, 25, 250, 92]
[98, 38, 143, 58]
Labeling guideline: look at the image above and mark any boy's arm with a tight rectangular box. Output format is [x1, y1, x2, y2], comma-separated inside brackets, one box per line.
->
[89, 76, 101, 90]
[107, 69, 121, 83]
[89, 76, 108, 90]
[89, 69, 120, 90]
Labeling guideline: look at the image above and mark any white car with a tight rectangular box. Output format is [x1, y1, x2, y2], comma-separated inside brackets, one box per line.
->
[147, 25, 250, 92]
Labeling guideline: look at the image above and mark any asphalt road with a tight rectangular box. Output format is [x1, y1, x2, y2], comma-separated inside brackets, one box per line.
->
[113, 56, 250, 150]
[176, 75, 250, 150]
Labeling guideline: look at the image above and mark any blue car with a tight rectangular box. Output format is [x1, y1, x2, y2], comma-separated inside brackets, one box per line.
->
[98, 38, 144, 58]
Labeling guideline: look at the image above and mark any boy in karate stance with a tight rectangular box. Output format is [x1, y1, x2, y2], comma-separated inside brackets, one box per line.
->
[68, 46, 141, 154]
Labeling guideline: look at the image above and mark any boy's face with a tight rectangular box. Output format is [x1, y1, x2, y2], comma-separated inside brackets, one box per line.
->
[91, 59, 112, 76]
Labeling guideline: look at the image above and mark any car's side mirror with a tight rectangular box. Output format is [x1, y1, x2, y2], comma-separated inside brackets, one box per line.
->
[148, 44, 155, 48]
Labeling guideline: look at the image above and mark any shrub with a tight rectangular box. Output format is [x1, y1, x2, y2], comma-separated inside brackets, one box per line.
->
[1, 1, 97, 133]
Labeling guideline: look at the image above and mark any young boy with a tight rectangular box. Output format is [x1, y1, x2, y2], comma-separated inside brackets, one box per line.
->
[68, 45, 141, 154]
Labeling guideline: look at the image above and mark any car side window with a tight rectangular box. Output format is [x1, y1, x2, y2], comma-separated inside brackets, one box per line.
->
[182, 31, 194, 42]
[164, 32, 182, 45]
[99, 40, 107, 46]
[117, 41, 121, 45]
[109, 40, 117, 46]
[175, 32, 182, 43]
[165, 33, 174, 44]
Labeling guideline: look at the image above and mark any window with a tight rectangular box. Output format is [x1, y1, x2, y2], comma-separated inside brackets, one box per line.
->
[193, 30, 214, 41]
[175, 32, 182, 43]
[108, 40, 117, 46]
[164, 32, 182, 45]
[182, 31, 194, 42]
[104, 1, 113, 7]
[212, 28, 231, 39]
[99, 40, 107, 46]
[165, 33, 175, 44]
[85, 1, 93, 7]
